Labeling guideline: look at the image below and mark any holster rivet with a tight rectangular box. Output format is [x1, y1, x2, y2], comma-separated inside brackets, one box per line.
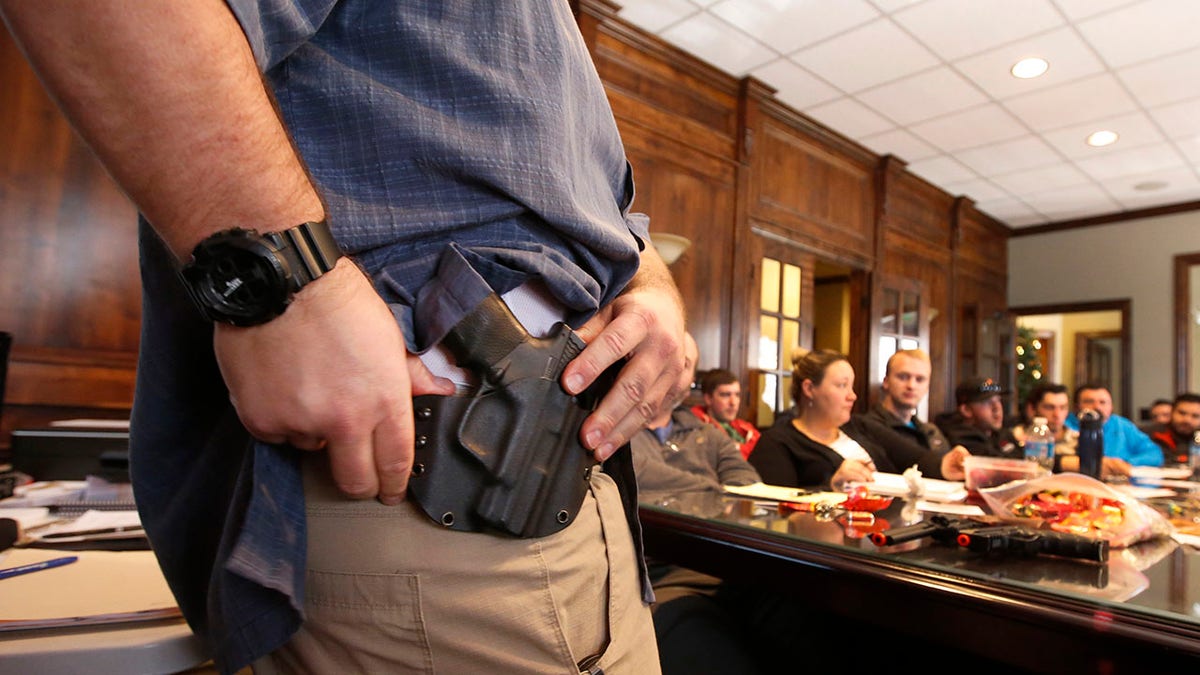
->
[417, 407, 433, 419]
[556, 510, 570, 524]
[583, 466, 592, 480]
[411, 463, 425, 477]
[441, 512, 455, 527]
[416, 435, 428, 448]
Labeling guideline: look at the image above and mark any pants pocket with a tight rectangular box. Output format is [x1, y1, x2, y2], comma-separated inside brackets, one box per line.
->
[274, 570, 434, 674]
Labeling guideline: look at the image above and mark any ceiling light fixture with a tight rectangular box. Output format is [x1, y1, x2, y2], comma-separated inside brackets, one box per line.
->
[1134, 180, 1168, 191]
[1086, 130, 1119, 147]
[1010, 57, 1049, 79]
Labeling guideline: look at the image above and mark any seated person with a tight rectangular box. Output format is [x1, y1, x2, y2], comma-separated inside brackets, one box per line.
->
[1139, 398, 1173, 433]
[1065, 383, 1163, 468]
[749, 349, 966, 490]
[1011, 383, 1131, 478]
[1148, 393, 1200, 465]
[934, 377, 1021, 459]
[859, 349, 951, 454]
[690, 368, 761, 459]
[634, 332, 766, 675]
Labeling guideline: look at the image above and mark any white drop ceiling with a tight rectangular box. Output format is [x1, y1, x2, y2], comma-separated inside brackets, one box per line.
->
[613, 0, 1200, 228]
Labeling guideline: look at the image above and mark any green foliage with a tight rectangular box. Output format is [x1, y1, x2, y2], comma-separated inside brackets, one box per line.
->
[1015, 325, 1045, 408]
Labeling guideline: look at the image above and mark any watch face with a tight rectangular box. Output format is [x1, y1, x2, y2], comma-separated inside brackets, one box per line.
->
[184, 233, 292, 326]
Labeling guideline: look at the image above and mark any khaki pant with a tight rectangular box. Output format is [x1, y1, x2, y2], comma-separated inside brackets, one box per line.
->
[255, 454, 659, 674]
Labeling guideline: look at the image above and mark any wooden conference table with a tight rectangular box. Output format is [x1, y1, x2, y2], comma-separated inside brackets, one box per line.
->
[638, 488, 1200, 672]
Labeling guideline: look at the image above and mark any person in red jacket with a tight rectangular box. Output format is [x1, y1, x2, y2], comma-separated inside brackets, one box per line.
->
[691, 368, 761, 459]
[1149, 393, 1200, 464]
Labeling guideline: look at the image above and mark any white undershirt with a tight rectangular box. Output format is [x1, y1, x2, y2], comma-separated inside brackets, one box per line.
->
[828, 431, 874, 465]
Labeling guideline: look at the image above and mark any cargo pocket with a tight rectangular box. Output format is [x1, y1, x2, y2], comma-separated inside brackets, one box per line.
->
[297, 570, 434, 674]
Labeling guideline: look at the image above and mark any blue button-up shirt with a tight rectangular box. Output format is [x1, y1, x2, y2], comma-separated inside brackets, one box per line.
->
[130, 2, 646, 672]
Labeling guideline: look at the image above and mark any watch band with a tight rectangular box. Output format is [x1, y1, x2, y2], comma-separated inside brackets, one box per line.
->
[266, 220, 342, 291]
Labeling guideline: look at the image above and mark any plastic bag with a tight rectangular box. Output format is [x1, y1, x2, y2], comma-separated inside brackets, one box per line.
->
[978, 472, 1172, 548]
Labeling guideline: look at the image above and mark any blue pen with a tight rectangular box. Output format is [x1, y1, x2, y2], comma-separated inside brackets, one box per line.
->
[0, 555, 79, 581]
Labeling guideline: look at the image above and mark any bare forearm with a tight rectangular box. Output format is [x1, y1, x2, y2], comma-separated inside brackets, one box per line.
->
[0, 0, 321, 258]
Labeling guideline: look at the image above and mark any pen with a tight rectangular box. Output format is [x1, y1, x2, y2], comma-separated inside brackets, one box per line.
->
[0, 555, 78, 580]
[39, 525, 145, 540]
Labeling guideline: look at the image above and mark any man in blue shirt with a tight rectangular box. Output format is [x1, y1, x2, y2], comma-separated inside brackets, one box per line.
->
[1066, 384, 1163, 468]
[1, 2, 685, 673]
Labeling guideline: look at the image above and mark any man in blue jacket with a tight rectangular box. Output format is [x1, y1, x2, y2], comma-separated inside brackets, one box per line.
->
[1066, 384, 1163, 467]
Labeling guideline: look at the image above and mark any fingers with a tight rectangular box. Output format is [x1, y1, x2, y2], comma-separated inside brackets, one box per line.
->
[568, 309, 684, 460]
[325, 432, 379, 501]
[371, 410, 413, 505]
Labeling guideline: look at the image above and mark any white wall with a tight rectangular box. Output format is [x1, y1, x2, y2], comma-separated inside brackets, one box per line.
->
[1008, 210, 1200, 409]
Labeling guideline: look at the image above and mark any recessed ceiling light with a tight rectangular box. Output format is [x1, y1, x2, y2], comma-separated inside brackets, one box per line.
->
[1134, 180, 1168, 191]
[1086, 130, 1119, 147]
[1010, 57, 1049, 79]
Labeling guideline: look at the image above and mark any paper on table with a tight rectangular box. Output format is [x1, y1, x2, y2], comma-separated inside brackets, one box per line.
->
[917, 501, 986, 516]
[856, 472, 968, 502]
[724, 482, 848, 505]
[1112, 484, 1178, 500]
[29, 509, 143, 543]
[0, 549, 180, 631]
[1129, 466, 1193, 480]
[0, 508, 60, 531]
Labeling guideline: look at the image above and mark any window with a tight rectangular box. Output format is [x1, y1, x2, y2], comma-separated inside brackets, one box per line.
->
[877, 286, 921, 383]
[756, 257, 802, 423]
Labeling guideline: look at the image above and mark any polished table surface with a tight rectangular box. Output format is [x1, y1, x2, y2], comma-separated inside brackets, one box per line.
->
[638, 488, 1200, 671]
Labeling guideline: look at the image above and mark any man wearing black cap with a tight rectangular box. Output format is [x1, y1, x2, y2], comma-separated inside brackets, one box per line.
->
[934, 377, 1020, 458]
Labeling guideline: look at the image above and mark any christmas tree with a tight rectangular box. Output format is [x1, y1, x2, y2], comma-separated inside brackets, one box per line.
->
[1015, 325, 1045, 408]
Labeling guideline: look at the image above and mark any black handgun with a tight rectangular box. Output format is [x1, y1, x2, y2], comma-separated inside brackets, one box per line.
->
[407, 293, 619, 539]
[956, 526, 1109, 564]
[868, 514, 984, 547]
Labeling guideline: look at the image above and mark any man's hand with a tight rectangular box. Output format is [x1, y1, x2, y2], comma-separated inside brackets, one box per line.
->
[214, 260, 454, 503]
[564, 246, 686, 460]
[940, 445, 970, 481]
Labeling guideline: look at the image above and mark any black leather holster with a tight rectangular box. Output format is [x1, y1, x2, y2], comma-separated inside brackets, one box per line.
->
[407, 293, 616, 538]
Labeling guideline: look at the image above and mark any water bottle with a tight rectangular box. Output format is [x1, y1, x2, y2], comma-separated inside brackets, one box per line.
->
[1024, 416, 1055, 472]
[1076, 409, 1104, 480]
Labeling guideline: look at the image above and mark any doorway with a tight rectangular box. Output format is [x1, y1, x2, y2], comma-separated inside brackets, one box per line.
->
[1011, 300, 1131, 418]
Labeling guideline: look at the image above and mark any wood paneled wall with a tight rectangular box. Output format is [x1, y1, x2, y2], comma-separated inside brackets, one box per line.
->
[2, 29, 140, 450]
[0, 2, 1009, 451]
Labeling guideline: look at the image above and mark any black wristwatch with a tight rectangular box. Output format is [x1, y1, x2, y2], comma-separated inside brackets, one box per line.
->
[180, 220, 343, 326]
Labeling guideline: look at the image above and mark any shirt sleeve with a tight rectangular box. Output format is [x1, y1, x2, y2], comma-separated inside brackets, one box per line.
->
[1116, 417, 1165, 467]
[224, 0, 339, 72]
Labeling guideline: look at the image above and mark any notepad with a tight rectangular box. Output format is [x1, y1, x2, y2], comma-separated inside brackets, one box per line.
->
[0, 549, 179, 631]
[724, 482, 848, 505]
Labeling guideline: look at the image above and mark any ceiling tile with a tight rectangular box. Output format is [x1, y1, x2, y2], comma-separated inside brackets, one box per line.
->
[869, 0, 924, 12]
[1002, 73, 1137, 131]
[1178, 137, 1200, 164]
[940, 177, 1013, 203]
[1020, 183, 1122, 220]
[1041, 111, 1165, 159]
[1148, 98, 1200, 140]
[891, 0, 1063, 61]
[789, 18, 938, 93]
[952, 135, 1062, 176]
[1077, 0, 1200, 68]
[856, 66, 988, 125]
[858, 128, 939, 162]
[804, 97, 894, 138]
[908, 103, 1027, 152]
[974, 197, 1046, 226]
[660, 11, 779, 75]
[990, 162, 1090, 194]
[708, 0, 879, 54]
[1100, 166, 1200, 209]
[751, 58, 842, 109]
[951, 27, 1107, 100]
[1117, 47, 1200, 108]
[1073, 142, 1187, 181]
[614, 0, 699, 32]
[905, 154, 978, 185]
[1052, 0, 1139, 21]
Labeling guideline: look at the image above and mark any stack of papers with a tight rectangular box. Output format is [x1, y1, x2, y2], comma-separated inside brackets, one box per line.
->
[853, 472, 969, 503]
[28, 509, 144, 545]
[724, 483, 847, 505]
